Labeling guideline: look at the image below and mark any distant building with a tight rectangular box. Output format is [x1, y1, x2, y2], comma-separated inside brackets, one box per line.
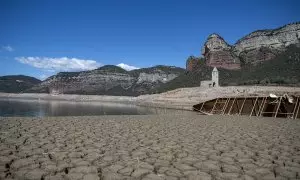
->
[200, 67, 219, 88]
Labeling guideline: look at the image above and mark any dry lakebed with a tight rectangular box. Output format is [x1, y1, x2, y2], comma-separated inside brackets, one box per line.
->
[0, 114, 300, 180]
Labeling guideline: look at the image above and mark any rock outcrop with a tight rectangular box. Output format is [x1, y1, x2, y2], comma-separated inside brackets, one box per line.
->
[234, 23, 300, 65]
[196, 22, 300, 70]
[202, 34, 241, 69]
[27, 65, 185, 96]
[186, 56, 204, 71]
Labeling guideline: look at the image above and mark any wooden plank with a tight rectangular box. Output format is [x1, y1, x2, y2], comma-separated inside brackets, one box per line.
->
[259, 97, 267, 117]
[219, 98, 225, 114]
[214, 98, 225, 114]
[278, 113, 295, 114]
[292, 96, 299, 119]
[254, 99, 259, 116]
[254, 98, 260, 115]
[222, 98, 230, 115]
[257, 97, 265, 116]
[235, 99, 240, 115]
[256, 98, 263, 115]
[274, 97, 282, 118]
[228, 97, 236, 115]
[198, 110, 213, 115]
[226, 98, 230, 114]
[210, 98, 218, 114]
[250, 98, 254, 116]
[193, 106, 213, 115]
[215, 102, 227, 104]
[199, 102, 205, 112]
[226, 98, 233, 114]
[239, 97, 247, 115]
[263, 112, 278, 114]
[250, 97, 258, 117]
[295, 97, 300, 119]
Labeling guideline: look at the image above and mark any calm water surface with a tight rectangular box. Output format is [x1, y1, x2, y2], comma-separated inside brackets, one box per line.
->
[0, 98, 182, 117]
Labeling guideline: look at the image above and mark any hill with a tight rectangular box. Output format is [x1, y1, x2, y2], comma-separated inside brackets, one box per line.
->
[26, 65, 185, 96]
[0, 75, 41, 93]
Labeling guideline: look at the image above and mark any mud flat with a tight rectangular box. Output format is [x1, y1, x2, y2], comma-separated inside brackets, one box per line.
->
[1, 114, 300, 180]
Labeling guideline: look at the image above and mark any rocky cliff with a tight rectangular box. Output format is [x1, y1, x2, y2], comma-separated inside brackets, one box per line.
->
[202, 34, 241, 69]
[27, 65, 185, 96]
[175, 44, 300, 91]
[234, 23, 300, 65]
[187, 22, 300, 70]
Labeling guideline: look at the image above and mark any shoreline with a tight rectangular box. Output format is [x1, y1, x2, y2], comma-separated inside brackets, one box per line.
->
[0, 93, 136, 104]
[1, 85, 300, 110]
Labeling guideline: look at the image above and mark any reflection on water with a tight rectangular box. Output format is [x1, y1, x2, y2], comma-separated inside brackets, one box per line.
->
[0, 98, 185, 117]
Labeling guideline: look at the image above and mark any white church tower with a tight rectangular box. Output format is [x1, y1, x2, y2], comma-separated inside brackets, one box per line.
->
[212, 67, 219, 87]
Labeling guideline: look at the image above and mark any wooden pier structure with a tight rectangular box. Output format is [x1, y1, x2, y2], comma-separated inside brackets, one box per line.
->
[193, 95, 300, 119]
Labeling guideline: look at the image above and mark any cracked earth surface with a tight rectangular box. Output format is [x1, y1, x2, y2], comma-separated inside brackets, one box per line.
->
[0, 115, 300, 180]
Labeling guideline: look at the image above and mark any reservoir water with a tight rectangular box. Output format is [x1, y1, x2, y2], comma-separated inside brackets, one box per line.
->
[0, 98, 182, 117]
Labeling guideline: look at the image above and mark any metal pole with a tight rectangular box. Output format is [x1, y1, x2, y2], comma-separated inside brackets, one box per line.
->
[274, 97, 282, 118]
[228, 97, 236, 115]
[239, 97, 247, 115]
[250, 97, 258, 117]
[292, 96, 299, 119]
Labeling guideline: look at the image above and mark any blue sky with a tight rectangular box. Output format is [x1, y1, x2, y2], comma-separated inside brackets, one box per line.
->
[0, 0, 299, 79]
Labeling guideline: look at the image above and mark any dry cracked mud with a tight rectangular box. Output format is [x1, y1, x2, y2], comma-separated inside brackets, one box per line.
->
[0, 114, 300, 180]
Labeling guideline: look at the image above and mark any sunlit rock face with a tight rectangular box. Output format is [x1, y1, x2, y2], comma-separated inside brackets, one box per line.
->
[186, 58, 199, 72]
[202, 34, 241, 70]
[199, 23, 300, 70]
[136, 72, 178, 84]
[233, 23, 300, 65]
[27, 65, 184, 96]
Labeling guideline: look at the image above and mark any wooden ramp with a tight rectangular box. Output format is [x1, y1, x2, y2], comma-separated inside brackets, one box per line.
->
[193, 95, 300, 119]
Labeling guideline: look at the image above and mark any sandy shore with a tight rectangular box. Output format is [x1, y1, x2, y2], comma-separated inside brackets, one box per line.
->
[1, 114, 300, 180]
[136, 86, 300, 110]
[1, 86, 300, 111]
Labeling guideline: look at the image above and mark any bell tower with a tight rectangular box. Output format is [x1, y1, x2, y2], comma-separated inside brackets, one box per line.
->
[212, 67, 219, 87]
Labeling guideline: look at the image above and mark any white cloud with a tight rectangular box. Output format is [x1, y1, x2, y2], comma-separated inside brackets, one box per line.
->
[2, 45, 14, 52]
[117, 63, 139, 71]
[16, 57, 101, 72]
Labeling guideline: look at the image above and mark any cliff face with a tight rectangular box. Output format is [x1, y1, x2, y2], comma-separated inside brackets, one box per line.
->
[234, 23, 300, 65]
[190, 23, 300, 70]
[27, 65, 185, 96]
[186, 56, 207, 72]
[181, 44, 300, 88]
[202, 34, 241, 70]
